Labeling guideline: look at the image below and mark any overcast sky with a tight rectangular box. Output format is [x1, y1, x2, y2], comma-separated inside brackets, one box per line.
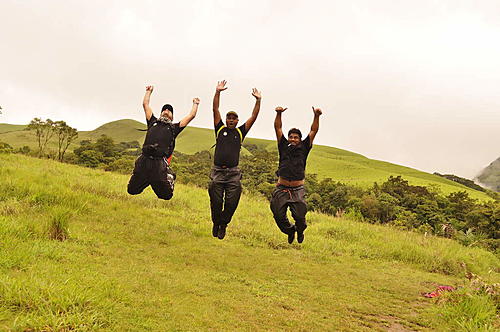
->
[1, 0, 499, 179]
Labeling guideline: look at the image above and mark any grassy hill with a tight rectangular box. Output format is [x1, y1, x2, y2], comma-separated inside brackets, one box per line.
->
[477, 157, 500, 192]
[0, 119, 491, 200]
[0, 123, 27, 134]
[0, 154, 498, 331]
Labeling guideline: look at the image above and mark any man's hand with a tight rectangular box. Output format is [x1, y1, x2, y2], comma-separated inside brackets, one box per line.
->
[146, 85, 154, 93]
[275, 106, 287, 113]
[216, 80, 228, 92]
[312, 106, 322, 116]
[193, 97, 200, 105]
[252, 88, 262, 100]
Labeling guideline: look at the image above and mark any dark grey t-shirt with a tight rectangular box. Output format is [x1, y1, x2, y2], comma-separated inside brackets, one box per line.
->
[277, 135, 312, 181]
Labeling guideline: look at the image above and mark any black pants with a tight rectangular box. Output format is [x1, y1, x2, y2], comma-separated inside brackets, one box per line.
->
[127, 155, 175, 200]
[270, 184, 307, 234]
[208, 166, 242, 226]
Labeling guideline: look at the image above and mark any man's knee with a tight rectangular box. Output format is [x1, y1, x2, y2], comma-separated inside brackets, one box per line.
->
[157, 192, 173, 200]
[127, 185, 143, 195]
[294, 219, 307, 233]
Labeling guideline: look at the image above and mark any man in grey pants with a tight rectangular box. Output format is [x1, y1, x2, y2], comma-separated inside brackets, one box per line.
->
[271, 106, 322, 244]
[209, 80, 261, 239]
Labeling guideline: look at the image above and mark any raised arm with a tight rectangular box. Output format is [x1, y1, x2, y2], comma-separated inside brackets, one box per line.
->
[274, 106, 287, 141]
[179, 98, 200, 128]
[244, 88, 262, 131]
[143, 85, 154, 121]
[308, 106, 322, 145]
[212, 80, 227, 125]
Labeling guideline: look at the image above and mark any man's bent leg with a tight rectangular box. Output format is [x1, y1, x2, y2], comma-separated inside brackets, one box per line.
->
[270, 187, 295, 235]
[289, 187, 307, 243]
[151, 180, 173, 200]
[127, 156, 149, 195]
[220, 180, 242, 225]
[208, 181, 224, 226]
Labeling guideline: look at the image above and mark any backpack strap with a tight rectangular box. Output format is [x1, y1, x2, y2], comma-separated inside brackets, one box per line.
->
[235, 127, 243, 143]
[216, 125, 226, 138]
[215, 125, 243, 144]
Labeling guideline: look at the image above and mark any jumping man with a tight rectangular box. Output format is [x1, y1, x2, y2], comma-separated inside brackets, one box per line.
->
[271, 106, 322, 243]
[209, 80, 261, 239]
[127, 85, 199, 200]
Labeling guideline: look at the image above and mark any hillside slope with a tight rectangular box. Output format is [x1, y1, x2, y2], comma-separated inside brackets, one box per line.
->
[477, 157, 500, 192]
[0, 123, 26, 133]
[0, 154, 498, 331]
[0, 119, 490, 200]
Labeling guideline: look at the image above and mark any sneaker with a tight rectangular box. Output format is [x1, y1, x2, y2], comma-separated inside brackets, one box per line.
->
[288, 231, 295, 244]
[217, 224, 227, 240]
[297, 232, 304, 244]
[212, 224, 219, 238]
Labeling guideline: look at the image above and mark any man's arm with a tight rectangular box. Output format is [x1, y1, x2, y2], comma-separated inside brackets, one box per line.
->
[308, 106, 323, 145]
[213, 80, 227, 125]
[143, 85, 154, 121]
[179, 98, 200, 128]
[244, 88, 262, 131]
[274, 106, 287, 141]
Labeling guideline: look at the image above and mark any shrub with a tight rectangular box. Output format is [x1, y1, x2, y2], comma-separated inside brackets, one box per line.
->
[46, 207, 71, 241]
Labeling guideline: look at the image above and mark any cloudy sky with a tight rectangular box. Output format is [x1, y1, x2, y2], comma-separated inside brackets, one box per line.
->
[1, 0, 499, 178]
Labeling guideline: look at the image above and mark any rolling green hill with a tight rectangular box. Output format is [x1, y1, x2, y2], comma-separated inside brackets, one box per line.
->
[0, 123, 26, 134]
[0, 119, 490, 200]
[0, 154, 498, 331]
[477, 157, 500, 192]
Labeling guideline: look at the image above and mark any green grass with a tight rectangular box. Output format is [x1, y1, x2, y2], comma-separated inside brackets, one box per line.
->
[0, 123, 27, 134]
[0, 119, 491, 201]
[0, 154, 498, 331]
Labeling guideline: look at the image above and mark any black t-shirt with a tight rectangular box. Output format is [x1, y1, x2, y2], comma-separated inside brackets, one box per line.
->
[142, 115, 184, 157]
[277, 134, 312, 181]
[213, 120, 248, 167]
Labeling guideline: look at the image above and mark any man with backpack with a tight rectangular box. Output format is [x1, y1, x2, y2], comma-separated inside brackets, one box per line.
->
[209, 80, 261, 239]
[127, 85, 199, 200]
[271, 106, 322, 244]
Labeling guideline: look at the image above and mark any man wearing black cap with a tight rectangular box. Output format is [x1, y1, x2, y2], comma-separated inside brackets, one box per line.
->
[271, 106, 322, 244]
[127, 85, 199, 200]
[209, 80, 261, 239]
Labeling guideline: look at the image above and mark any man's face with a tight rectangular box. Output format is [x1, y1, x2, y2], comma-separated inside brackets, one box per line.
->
[160, 110, 173, 121]
[288, 133, 301, 146]
[226, 114, 239, 129]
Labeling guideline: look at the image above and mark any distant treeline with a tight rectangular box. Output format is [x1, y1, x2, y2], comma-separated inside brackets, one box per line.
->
[434, 172, 486, 192]
[2, 130, 499, 254]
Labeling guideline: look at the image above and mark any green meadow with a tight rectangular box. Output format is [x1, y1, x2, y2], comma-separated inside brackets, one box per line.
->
[0, 119, 490, 200]
[0, 154, 498, 331]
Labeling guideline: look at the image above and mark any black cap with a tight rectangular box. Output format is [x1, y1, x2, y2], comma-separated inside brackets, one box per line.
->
[162, 104, 174, 114]
[226, 111, 238, 118]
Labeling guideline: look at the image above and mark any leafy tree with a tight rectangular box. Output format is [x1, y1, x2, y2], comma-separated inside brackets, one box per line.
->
[26, 118, 55, 157]
[54, 121, 78, 161]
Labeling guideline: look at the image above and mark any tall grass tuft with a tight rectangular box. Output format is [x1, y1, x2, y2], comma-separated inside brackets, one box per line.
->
[46, 207, 71, 241]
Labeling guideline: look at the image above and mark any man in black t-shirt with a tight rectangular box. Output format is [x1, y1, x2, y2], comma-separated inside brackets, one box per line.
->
[127, 85, 199, 200]
[271, 106, 322, 244]
[209, 80, 261, 239]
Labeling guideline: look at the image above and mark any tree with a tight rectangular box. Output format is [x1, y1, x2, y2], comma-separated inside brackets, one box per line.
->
[26, 118, 55, 157]
[54, 121, 78, 161]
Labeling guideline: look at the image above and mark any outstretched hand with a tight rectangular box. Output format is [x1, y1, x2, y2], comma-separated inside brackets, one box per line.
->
[252, 88, 262, 100]
[312, 106, 322, 116]
[193, 97, 200, 105]
[275, 106, 287, 113]
[216, 80, 228, 92]
[146, 85, 154, 92]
